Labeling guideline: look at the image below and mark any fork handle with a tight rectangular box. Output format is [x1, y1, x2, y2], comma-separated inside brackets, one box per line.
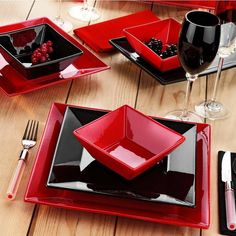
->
[19, 149, 28, 161]
[6, 158, 26, 200]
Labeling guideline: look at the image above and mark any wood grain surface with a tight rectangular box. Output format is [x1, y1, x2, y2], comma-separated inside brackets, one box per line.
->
[0, 1, 233, 235]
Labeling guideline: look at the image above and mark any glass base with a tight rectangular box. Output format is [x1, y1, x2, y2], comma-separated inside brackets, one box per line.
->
[165, 110, 204, 123]
[195, 100, 229, 120]
[53, 17, 73, 32]
[69, 5, 100, 22]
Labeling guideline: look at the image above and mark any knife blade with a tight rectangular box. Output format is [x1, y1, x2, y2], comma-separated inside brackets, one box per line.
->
[221, 151, 236, 230]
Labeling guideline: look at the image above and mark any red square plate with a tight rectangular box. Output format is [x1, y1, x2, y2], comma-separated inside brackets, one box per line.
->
[74, 10, 159, 52]
[73, 105, 185, 180]
[151, 1, 216, 9]
[0, 17, 109, 96]
[124, 18, 181, 72]
[25, 103, 210, 229]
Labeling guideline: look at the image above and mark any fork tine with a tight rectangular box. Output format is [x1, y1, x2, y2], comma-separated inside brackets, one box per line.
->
[30, 121, 38, 141]
[27, 120, 33, 140]
[22, 120, 39, 141]
[22, 120, 30, 140]
[29, 120, 35, 140]
[33, 121, 39, 141]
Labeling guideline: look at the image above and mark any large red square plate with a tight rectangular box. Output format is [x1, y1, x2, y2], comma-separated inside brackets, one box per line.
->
[25, 103, 210, 229]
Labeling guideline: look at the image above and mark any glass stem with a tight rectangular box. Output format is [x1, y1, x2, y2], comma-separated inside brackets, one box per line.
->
[211, 57, 224, 102]
[58, 0, 62, 19]
[83, 0, 89, 9]
[183, 73, 198, 116]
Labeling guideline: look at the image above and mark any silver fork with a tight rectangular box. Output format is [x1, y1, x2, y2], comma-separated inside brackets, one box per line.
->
[7, 120, 39, 200]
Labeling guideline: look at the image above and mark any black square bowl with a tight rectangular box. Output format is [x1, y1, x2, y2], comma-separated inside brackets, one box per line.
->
[0, 19, 83, 79]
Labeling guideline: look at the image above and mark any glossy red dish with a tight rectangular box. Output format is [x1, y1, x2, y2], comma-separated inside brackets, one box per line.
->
[0, 17, 109, 96]
[25, 103, 211, 229]
[73, 105, 185, 180]
[124, 18, 181, 72]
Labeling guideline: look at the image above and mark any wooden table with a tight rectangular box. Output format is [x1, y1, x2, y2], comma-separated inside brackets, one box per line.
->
[1, 1, 235, 235]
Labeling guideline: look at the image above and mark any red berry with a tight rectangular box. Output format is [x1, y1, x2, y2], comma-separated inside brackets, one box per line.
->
[32, 57, 38, 64]
[47, 46, 53, 54]
[35, 48, 41, 53]
[46, 40, 53, 47]
[41, 46, 48, 54]
[40, 56, 47, 63]
[41, 43, 47, 48]
[36, 52, 42, 58]
[31, 40, 54, 64]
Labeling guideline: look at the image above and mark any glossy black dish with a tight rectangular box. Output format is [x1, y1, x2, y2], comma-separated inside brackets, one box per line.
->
[47, 106, 197, 207]
[109, 37, 236, 85]
[0, 23, 83, 79]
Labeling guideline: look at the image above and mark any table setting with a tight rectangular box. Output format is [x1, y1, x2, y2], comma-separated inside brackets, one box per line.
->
[1, 1, 236, 236]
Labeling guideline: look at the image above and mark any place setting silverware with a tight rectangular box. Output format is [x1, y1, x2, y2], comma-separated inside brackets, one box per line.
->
[6, 120, 39, 200]
[221, 151, 236, 231]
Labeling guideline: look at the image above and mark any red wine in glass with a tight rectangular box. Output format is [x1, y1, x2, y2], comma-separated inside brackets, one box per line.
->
[165, 11, 220, 122]
[178, 11, 220, 75]
[195, 1, 236, 120]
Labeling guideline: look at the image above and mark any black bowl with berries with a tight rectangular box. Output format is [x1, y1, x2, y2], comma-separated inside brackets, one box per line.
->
[0, 20, 83, 79]
[124, 18, 181, 72]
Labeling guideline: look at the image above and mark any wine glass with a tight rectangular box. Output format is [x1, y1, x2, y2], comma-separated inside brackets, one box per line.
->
[68, 0, 100, 22]
[165, 10, 221, 123]
[53, 0, 73, 32]
[195, 1, 236, 120]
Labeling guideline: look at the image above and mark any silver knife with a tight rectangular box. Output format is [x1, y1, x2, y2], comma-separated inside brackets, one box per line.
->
[222, 151, 236, 230]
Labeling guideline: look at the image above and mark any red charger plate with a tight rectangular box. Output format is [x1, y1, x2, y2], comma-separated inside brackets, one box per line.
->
[24, 103, 210, 229]
[73, 10, 160, 52]
[0, 17, 109, 96]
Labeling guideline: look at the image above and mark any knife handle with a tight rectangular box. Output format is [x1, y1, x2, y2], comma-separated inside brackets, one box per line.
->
[225, 182, 236, 230]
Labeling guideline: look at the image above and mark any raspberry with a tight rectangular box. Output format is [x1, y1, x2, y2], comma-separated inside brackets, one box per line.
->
[30, 40, 54, 65]
[46, 40, 53, 47]
[40, 56, 47, 63]
[47, 46, 53, 54]
[41, 46, 48, 54]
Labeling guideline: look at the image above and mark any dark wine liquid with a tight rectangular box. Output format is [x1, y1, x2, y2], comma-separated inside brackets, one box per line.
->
[178, 11, 220, 75]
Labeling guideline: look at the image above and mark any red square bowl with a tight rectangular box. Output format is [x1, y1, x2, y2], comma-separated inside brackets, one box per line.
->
[123, 18, 181, 72]
[73, 105, 185, 180]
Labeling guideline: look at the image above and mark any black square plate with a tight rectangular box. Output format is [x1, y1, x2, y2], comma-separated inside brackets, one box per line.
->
[109, 37, 236, 85]
[47, 106, 196, 207]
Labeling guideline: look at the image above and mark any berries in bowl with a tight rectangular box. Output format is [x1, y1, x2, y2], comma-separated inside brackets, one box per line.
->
[31, 40, 54, 65]
[0, 17, 83, 79]
[123, 18, 181, 72]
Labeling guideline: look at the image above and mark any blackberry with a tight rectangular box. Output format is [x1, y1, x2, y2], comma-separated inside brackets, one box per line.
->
[160, 51, 168, 59]
[146, 37, 177, 59]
